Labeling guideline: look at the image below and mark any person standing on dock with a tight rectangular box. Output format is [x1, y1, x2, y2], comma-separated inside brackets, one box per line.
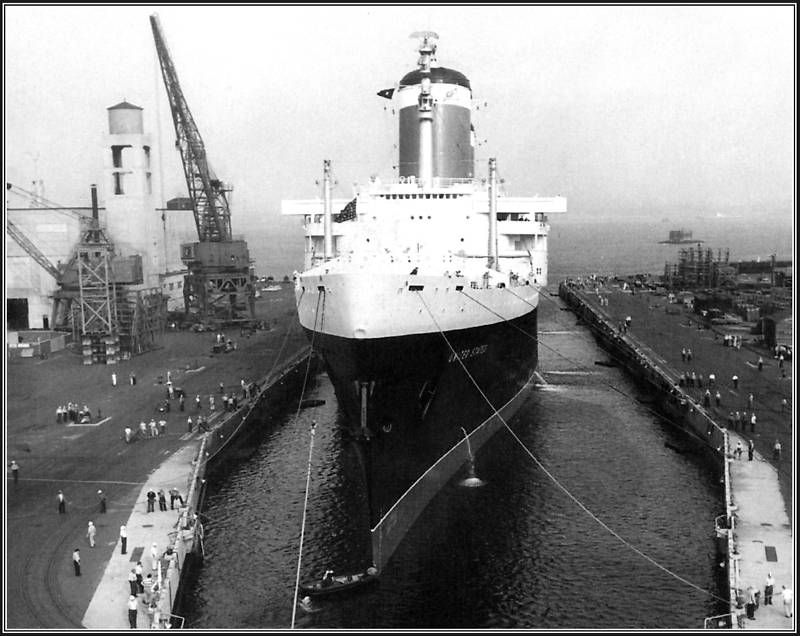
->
[715, 391, 721, 407]
[10, 460, 19, 485]
[758, 357, 763, 371]
[187, 416, 193, 433]
[150, 543, 159, 571]
[98, 490, 106, 513]
[146, 489, 156, 513]
[746, 584, 758, 620]
[127, 595, 138, 628]
[748, 393, 754, 410]
[58, 490, 66, 514]
[687, 348, 692, 362]
[728, 412, 734, 429]
[128, 569, 137, 595]
[773, 439, 781, 461]
[732, 374, 739, 389]
[135, 561, 144, 592]
[86, 521, 96, 547]
[704, 390, 711, 407]
[735, 441, 743, 460]
[765, 573, 775, 605]
[111, 372, 117, 387]
[681, 348, 686, 362]
[781, 585, 793, 617]
[72, 548, 81, 576]
[130, 372, 136, 386]
[179, 393, 185, 411]
[158, 489, 168, 511]
[781, 398, 788, 414]
[169, 487, 184, 509]
[750, 412, 757, 433]
[120, 525, 127, 554]
[195, 394, 202, 410]
[747, 440, 754, 461]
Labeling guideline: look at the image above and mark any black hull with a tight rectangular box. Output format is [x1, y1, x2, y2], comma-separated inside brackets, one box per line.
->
[304, 308, 538, 543]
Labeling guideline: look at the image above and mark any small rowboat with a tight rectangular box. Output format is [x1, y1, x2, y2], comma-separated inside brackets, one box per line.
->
[300, 570, 378, 597]
[300, 399, 326, 409]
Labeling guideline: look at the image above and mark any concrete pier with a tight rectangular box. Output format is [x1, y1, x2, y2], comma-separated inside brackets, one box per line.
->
[559, 278, 794, 629]
[5, 286, 310, 629]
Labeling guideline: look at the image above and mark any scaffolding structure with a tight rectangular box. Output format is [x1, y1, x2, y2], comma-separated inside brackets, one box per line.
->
[117, 287, 167, 358]
[664, 245, 731, 289]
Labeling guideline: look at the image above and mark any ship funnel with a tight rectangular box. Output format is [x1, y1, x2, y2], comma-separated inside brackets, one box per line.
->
[459, 427, 486, 488]
[396, 34, 474, 181]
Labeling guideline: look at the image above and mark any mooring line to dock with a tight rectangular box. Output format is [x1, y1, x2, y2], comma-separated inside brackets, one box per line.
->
[290, 291, 323, 629]
[417, 292, 729, 604]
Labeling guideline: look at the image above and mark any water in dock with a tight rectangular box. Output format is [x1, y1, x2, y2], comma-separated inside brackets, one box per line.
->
[182, 299, 728, 628]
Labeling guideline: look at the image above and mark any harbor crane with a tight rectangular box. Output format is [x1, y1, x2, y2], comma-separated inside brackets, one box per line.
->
[7, 182, 158, 360]
[150, 13, 254, 323]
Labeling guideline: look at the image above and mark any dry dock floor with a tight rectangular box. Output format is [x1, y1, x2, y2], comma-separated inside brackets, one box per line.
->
[4, 286, 308, 629]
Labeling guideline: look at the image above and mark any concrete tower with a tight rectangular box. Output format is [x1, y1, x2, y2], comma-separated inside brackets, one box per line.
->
[103, 101, 163, 288]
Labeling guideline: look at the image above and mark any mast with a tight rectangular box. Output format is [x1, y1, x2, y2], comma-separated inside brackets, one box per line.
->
[323, 159, 333, 260]
[488, 157, 498, 270]
[415, 32, 437, 187]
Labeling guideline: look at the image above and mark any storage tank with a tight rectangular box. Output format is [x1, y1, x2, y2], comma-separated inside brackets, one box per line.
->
[107, 101, 144, 134]
[396, 34, 474, 180]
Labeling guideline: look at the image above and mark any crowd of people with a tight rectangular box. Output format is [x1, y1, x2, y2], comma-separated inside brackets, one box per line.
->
[56, 402, 94, 424]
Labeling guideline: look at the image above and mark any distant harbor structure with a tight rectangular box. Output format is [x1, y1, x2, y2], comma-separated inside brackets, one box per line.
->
[659, 229, 703, 244]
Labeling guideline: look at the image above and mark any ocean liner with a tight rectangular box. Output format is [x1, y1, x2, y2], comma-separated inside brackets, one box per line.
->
[282, 32, 566, 569]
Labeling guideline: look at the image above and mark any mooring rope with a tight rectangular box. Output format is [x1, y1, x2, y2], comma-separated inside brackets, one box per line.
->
[290, 291, 323, 628]
[415, 291, 729, 605]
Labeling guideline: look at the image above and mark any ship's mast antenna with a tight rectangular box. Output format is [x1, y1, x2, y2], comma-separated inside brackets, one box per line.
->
[411, 31, 439, 188]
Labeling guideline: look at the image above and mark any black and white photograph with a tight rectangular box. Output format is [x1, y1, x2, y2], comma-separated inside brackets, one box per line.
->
[4, 4, 795, 631]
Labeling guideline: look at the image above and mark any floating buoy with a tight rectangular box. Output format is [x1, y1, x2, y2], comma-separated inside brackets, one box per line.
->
[458, 427, 485, 487]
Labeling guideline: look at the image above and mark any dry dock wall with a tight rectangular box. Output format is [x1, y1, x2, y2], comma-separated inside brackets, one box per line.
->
[160, 345, 312, 626]
[558, 281, 739, 622]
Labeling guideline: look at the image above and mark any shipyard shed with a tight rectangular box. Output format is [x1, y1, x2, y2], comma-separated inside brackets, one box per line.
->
[6, 101, 196, 334]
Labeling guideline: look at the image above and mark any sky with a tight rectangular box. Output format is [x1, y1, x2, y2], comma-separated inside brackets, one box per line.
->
[4, 5, 795, 247]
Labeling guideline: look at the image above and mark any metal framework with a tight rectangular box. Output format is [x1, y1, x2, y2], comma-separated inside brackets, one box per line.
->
[6, 218, 62, 280]
[117, 287, 167, 356]
[150, 14, 232, 243]
[76, 241, 117, 337]
[150, 14, 254, 323]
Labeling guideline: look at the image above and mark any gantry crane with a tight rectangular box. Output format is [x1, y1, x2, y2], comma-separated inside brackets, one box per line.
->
[6, 182, 159, 361]
[150, 14, 254, 323]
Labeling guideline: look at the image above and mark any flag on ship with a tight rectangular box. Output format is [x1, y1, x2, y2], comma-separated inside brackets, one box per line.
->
[334, 198, 358, 222]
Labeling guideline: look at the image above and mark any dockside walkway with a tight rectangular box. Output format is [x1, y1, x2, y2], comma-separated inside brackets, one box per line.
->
[82, 433, 204, 629]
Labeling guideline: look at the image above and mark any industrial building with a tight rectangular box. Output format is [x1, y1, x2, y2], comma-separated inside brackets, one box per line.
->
[6, 101, 195, 353]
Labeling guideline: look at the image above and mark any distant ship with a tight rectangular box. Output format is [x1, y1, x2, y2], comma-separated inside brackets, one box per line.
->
[282, 32, 566, 570]
[659, 229, 703, 244]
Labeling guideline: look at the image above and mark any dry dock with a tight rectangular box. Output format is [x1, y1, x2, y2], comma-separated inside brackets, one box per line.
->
[5, 286, 310, 629]
[559, 278, 794, 629]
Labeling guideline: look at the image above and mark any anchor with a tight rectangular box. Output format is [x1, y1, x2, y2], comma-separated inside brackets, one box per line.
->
[459, 427, 485, 488]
